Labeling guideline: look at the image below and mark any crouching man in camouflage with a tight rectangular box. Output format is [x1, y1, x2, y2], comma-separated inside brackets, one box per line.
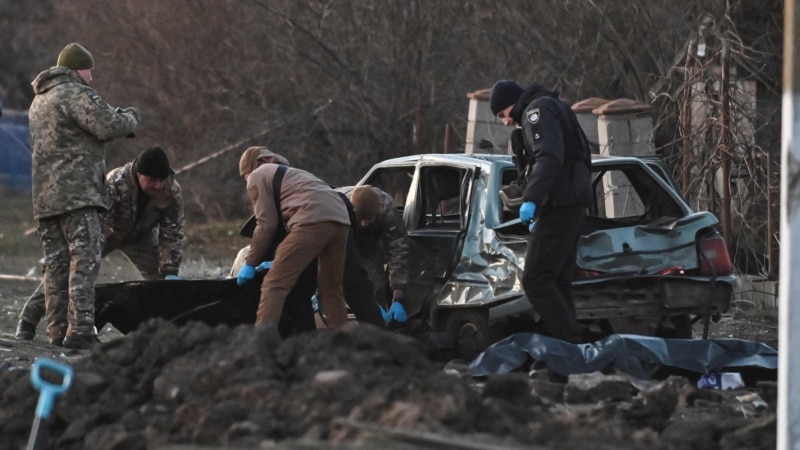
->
[17, 147, 184, 346]
[29, 42, 140, 349]
[336, 185, 411, 324]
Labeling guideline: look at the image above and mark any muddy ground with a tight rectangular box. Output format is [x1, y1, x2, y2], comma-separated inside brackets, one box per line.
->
[0, 194, 779, 449]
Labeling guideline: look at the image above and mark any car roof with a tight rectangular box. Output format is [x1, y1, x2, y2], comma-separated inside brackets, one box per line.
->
[371, 152, 663, 167]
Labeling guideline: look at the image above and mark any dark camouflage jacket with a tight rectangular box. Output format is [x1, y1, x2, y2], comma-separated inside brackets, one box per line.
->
[103, 160, 184, 276]
[338, 185, 410, 292]
[29, 66, 139, 219]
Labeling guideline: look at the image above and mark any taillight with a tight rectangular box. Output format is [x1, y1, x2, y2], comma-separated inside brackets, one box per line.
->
[657, 266, 685, 275]
[575, 268, 603, 279]
[698, 234, 733, 276]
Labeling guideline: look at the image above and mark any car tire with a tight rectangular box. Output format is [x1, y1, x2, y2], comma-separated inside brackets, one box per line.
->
[444, 309, 491, 360]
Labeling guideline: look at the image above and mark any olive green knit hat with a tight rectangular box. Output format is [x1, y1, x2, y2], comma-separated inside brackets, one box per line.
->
[56, 43, 94, 70]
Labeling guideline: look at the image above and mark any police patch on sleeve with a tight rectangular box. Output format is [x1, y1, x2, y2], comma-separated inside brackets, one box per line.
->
[526, 108, 540, 124]
[87, 92, 110, 109]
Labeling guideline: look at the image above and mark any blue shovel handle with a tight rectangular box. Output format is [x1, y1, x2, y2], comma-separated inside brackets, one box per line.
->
[30, 358, 73, 420]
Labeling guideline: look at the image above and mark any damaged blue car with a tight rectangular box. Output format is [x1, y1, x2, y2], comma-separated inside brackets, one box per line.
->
[356, 153, 734, 355]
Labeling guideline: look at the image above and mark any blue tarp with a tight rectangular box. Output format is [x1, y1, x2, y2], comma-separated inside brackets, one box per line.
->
[468, 333, 778, 381]
[0, 109, 31, 191]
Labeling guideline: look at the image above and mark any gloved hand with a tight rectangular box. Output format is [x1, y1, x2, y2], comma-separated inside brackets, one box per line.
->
[115, 106, 141, 121]
[386, 301, 408, 323]
[519, 201, 537, 224]
[236, 264, 255, 286]
[255, 261, 273, 272]
[379, 305, 391, 322]
[164, 274, 179, 280]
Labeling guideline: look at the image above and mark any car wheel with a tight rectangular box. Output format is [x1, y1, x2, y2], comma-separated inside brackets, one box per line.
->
[655, 314, 693, 339]
[444, 310, 491, 359]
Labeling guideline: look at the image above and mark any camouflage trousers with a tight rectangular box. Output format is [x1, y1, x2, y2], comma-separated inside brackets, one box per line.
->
[19, 234, 162, 328]
[38, 207, 104, 339]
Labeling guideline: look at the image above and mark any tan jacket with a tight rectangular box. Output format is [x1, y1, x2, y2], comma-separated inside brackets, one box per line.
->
[245, 159, 350, 267]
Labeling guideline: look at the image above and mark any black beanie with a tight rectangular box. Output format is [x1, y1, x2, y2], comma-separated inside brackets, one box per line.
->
[137, 147, 171, 179]
[489, 80, 524, 116]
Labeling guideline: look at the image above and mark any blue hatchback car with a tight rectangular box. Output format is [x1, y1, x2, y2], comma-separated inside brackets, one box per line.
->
[356, 153, 735, 355]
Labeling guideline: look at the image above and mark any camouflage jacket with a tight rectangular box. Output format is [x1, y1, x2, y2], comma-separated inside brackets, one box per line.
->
[338, 185, 410, 292]
[103, 160, 184, 276]
[29, 66, 139, 219]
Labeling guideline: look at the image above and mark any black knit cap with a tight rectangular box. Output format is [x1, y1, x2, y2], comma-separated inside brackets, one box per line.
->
[136, 146, 171, 179]
[489, 80, 524, 116]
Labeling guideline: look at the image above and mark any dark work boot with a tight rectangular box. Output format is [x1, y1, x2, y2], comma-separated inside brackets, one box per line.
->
[15, 320, 35, 340]
[48, 335, 65, 346]
[63, 334, 101, 350]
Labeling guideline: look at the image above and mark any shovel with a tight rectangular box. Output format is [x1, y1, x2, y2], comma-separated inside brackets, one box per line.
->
[26, 357, 73, 450]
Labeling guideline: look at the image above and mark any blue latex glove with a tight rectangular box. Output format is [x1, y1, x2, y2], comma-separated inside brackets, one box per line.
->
[255, 261, 273, 272]
[519, 201, 537, 224]
[164, 274, 179, 280]
[236, 264, 255, 286]
[379, 304, 391, 322]
[386, 301, 408, 323]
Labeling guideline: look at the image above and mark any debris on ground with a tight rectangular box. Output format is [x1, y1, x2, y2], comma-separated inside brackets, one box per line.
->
[0, 319, 777, 450]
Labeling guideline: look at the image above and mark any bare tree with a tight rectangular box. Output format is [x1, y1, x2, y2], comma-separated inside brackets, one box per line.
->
[3, 0, 782, 282]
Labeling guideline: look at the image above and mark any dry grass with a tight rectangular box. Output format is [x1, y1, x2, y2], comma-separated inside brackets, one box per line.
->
[0, 190, 249, 281]
[0, 191, 40, 275]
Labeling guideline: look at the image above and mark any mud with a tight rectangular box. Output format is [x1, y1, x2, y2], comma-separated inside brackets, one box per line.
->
[0, 302, 778, 450]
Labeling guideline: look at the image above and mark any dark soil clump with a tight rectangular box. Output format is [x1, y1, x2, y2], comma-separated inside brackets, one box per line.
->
[0, 317, 777, 450]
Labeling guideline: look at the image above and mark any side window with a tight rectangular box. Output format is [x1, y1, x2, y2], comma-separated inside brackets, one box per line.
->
[593, 169, 646, 219]
[418, 166, 466, 229]
[589, 165, 684, 225]
[363, 167, 414, 211]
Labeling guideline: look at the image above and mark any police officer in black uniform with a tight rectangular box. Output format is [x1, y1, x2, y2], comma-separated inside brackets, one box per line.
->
[490, 80, 593, 344]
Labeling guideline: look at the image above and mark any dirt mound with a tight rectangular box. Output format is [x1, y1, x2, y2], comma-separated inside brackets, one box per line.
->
[0, 320, 776, 450]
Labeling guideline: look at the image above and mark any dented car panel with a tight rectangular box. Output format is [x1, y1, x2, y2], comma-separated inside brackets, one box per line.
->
[358, 153, 734, 345]
[577, 212, 721, 274]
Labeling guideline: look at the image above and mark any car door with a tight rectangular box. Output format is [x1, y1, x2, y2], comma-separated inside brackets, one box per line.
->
[362, 162, 473, 319]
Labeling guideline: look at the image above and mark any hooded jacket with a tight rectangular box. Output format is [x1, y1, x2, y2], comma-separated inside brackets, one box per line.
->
[510, 83, 592, 210]
[29, 66, 139, 219]
[244, 149, 351, 267]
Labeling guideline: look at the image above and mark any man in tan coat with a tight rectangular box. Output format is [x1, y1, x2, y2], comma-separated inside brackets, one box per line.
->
[235, 146, 351, 328]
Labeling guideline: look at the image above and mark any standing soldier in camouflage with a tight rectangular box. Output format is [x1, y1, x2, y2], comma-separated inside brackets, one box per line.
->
[16, 147, 184, 342]
[336, 185, 411, 323]
[29, 42, 140, 349]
